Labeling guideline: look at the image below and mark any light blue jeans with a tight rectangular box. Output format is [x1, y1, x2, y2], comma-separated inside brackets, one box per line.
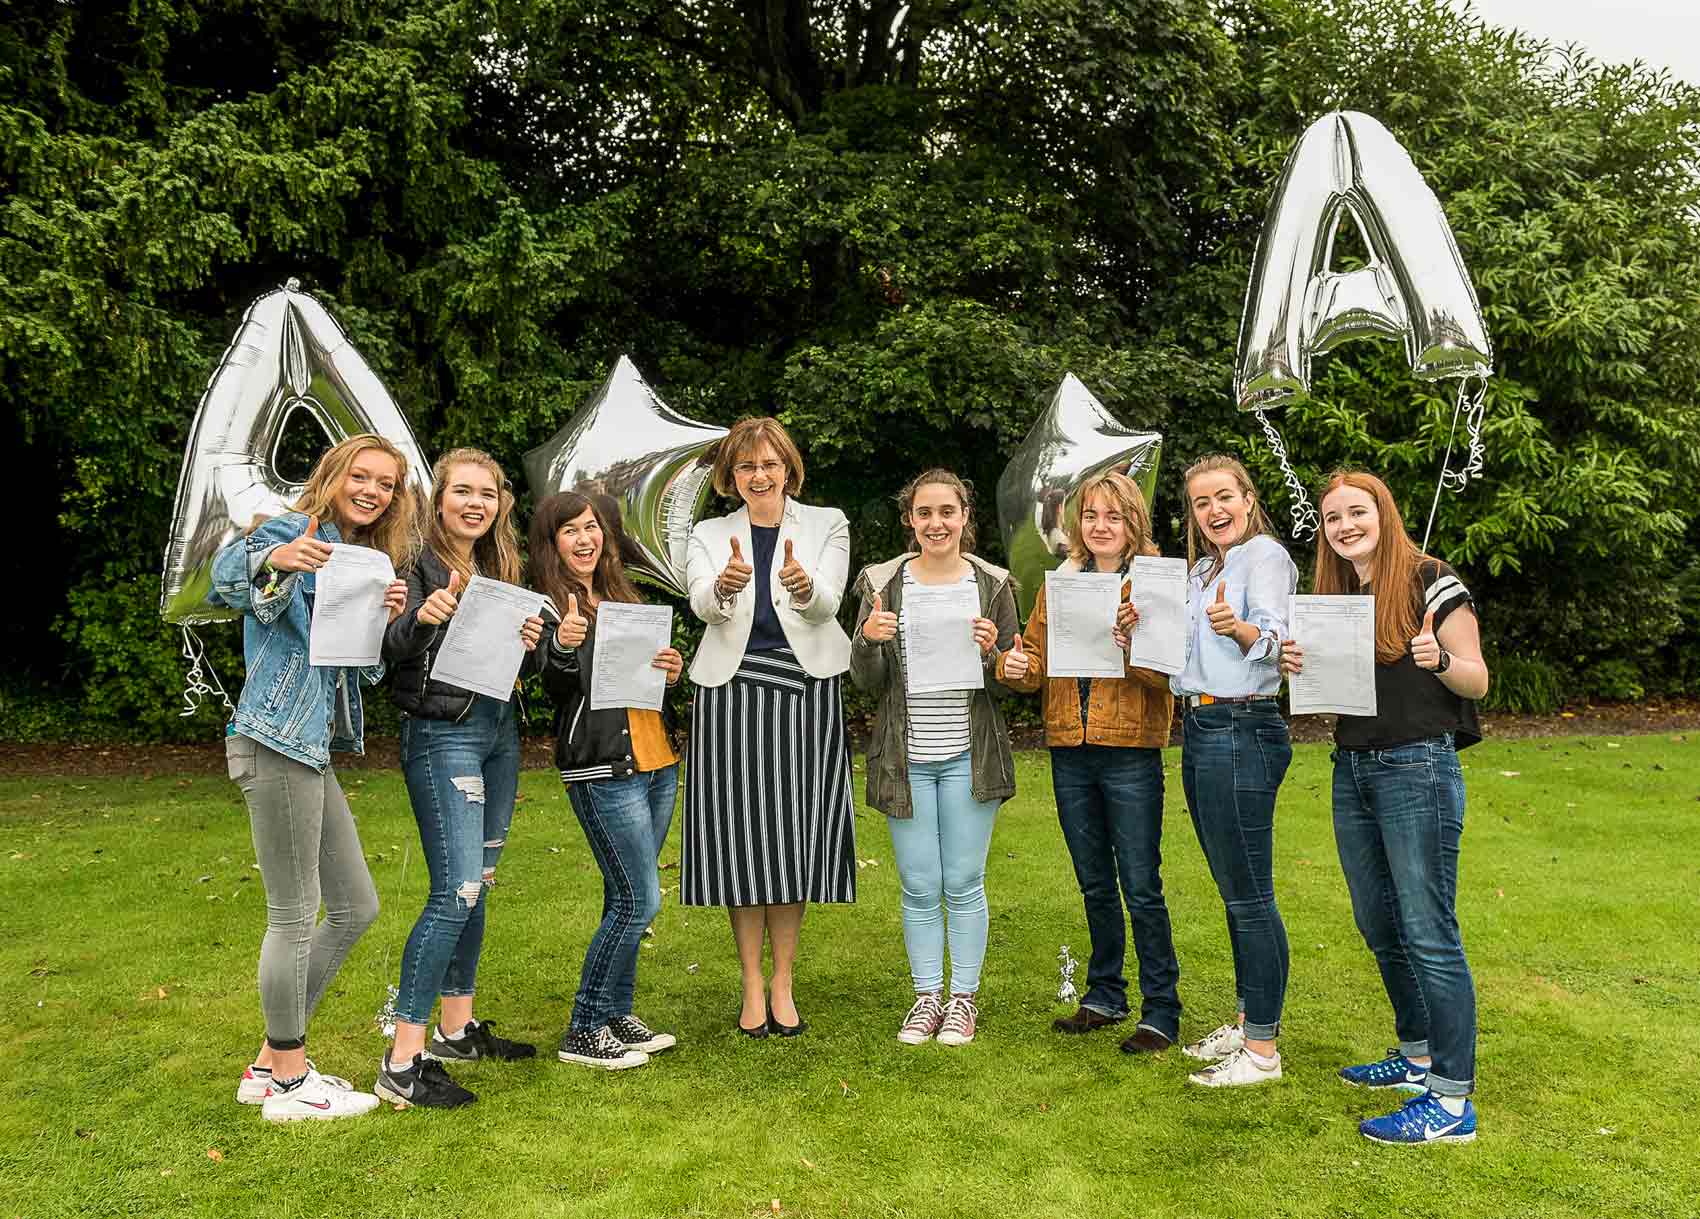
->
[887, 750, 999, 995]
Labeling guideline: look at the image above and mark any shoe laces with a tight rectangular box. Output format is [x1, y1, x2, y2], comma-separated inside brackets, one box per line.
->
[593, 1026, 627, 1054]
[940, 995, 977, 1036]
[1197, 1022, 1238, 1052]
[614, 1015, 655, 1039]
[902, 993, 943, 1032]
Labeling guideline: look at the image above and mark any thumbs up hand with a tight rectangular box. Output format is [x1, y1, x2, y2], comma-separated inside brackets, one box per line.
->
[556, 591, 589, 649]
[778, 537, 813, 602]
[417, 568, 463, 626]
[716, 537, 754, 601]
[1410, 608, 1442, 670]
[862, 592, 897, 643]
[272, 514, 334, 573]
[1002, 632, 1031, 681]
[1205, 579, 1240, 638]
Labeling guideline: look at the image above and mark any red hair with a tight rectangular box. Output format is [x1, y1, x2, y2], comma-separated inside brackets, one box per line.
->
[1313, 470, 1427, 663]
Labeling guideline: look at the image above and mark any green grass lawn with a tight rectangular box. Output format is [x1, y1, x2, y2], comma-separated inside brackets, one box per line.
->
[4, 734, 1697, 1219]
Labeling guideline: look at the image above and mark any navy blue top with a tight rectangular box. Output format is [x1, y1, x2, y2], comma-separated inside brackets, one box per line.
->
[747, 524, 789, 653]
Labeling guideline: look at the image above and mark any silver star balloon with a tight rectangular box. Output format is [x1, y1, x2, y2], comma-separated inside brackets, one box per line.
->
[160, 278, 433, 625]
[995, 374, 1163, 617]
[523, 356, 727, 596]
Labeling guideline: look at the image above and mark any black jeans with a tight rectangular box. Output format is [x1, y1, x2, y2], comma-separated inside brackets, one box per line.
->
[1050, 744, 1181, 1039]
[1181, 701, 1291, 1040]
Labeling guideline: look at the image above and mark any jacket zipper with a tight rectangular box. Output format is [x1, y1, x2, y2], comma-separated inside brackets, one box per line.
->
[566, 699, 586, 748]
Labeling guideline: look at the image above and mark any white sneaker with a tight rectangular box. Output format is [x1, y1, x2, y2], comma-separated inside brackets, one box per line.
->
[236, 1060, 355, 1105]
[1182, 1022, 1245, 1062]
[261, 1073, 381, 1122]
[1187, 1046, 1282, 1088]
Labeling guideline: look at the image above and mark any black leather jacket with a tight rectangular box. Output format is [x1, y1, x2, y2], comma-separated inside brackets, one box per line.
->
[383, 548, 546, 721]
[541, 624, 676, 781]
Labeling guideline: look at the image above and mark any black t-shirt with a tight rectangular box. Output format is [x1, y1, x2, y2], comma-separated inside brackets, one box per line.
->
[746, 524, 789, 653]
[1334, 560, 1483, 752]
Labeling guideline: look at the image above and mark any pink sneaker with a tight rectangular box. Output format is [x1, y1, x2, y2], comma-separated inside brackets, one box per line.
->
[936, 994, 978, 1046]
[897, 992, 945, 1045]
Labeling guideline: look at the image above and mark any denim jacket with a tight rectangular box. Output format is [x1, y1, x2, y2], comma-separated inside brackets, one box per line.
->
[209, 511, 386, 771]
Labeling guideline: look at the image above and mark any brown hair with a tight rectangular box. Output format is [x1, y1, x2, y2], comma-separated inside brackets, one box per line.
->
[527, 491, 642, 619]
[898, 468, 977, 554]
[1313, 470, 1428, 664]
[1182, 453, 1277, 578]
[1067, 471, 1157, 568]
[290, 433, 420, 570]
[709, 417, 805, 499]
[425, 448, 522, 588]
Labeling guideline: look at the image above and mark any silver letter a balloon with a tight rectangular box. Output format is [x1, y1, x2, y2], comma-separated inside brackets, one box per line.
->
[1233, 110, 1493, 541]
[1235, 109, 1492, 409]
[522, 356, 727, 597]
[996, 374, 1162, 618]
[160, 279, 433, 625]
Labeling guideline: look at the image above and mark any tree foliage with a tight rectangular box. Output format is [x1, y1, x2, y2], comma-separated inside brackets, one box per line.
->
[3, 0, 1697, 738]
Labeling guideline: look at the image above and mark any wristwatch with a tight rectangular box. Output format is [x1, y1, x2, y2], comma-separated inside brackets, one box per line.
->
[1435, 647, 1452, 674]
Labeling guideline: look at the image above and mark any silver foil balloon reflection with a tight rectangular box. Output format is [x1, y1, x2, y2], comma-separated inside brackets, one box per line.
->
[160, 279, 433, 625]
[995, 374, 1162, 617]
[523, 356, 727, 597]
[1234, 110, 1493, 412]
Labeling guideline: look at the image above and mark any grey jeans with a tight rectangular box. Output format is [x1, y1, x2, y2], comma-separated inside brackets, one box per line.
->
[227, 734, 379, 1049]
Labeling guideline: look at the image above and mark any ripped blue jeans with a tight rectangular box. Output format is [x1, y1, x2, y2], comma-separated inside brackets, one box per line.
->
[394, 697, 521, 1025]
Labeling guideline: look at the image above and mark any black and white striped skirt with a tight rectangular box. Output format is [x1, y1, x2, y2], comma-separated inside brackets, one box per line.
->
[681, 648, 858, 907]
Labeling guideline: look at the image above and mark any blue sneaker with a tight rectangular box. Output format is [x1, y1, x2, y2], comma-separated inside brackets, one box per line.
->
[1360, 1092, 1477, 1145]
[1339, 1049, 1428, 1092]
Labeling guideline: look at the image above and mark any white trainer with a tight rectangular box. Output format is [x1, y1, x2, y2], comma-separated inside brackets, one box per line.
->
[236, 1060, 355, 1105]
[261, 1073, 381, 1122]
[1187, 1046, 1282, 1088]
[1182, 1022, 1245, 1062]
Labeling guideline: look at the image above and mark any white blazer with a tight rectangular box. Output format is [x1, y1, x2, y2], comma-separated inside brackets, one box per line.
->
[686, 499, 852, 686]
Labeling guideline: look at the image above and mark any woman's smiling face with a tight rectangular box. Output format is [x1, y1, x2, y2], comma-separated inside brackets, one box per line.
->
[1188, 469, 1253, 550]
[908, 481, 966, 558]
[555, 505, 603, 578]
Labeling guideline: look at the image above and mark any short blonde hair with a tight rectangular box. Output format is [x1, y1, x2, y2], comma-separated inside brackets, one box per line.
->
[1066, 471, 1156, 567]
[710, 417, 805, 499]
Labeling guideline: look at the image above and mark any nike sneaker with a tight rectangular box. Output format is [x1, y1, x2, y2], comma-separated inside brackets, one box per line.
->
[260, 1073, 381, 1122]
[1339, 1049, 1429, 1093]
[373, 1053, 477, 1109]
[1360, 1092, 1478, 1145]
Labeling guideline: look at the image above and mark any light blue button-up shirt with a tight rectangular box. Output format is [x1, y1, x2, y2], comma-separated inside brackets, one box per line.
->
[1170, 532, 1298, 699]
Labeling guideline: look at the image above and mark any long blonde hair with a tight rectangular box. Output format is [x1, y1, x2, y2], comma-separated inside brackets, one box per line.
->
[1313, 470, 1429, 664]
[1182, 453, 1277, 578]
[291, 433, 419, 570]
[1067, 471, 1157, 568]
[425, 448, 522, 587]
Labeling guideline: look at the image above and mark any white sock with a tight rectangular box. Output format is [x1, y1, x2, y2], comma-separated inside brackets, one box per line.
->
[1437, 1095, 1467, 1117]
[388, 1054, 416, 1074]
[440, 1023, 469, 1041]
[1245, 1047, 1279, 1068]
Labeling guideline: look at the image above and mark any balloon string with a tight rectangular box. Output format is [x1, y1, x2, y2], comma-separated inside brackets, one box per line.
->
[179, 626, 235, 718]
[1422, 377, 1488, 553]
[1253, 409, 1319, 540]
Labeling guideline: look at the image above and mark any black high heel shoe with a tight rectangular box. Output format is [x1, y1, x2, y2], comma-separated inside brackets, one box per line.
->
[767, 1004, 808, 1038]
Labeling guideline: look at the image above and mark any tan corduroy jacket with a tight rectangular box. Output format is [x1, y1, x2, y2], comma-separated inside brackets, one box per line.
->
[997, 559, 1173, 749]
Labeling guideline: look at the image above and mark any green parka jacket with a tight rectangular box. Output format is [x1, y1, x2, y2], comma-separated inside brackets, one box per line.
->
[848, 553, 1021, 818]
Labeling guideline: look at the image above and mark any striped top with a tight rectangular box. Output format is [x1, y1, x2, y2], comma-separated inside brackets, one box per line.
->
[900, 566, 975, 763]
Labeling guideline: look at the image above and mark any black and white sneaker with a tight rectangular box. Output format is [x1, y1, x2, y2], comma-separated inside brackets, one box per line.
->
[374, 1053, 478, 1108]
[428, 1018, 537, 1062]
[557, 1025, 649, 1070]
[608, 1014, 677, 1054]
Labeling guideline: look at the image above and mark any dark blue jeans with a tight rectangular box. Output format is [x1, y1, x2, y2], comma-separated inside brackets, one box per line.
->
[1050, 744, 1181, 1039]
[1181, 701, 1291, 1040]
[1333, 735, 1475, 1097]
[566, 764, 679, 1032]
[395, 697, 521, 1024]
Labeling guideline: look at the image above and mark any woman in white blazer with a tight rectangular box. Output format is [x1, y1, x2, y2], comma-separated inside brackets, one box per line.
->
[681, 417, 858, 1039]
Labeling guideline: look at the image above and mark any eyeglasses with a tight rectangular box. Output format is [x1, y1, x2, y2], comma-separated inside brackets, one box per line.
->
[733, 461, 786, 478]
